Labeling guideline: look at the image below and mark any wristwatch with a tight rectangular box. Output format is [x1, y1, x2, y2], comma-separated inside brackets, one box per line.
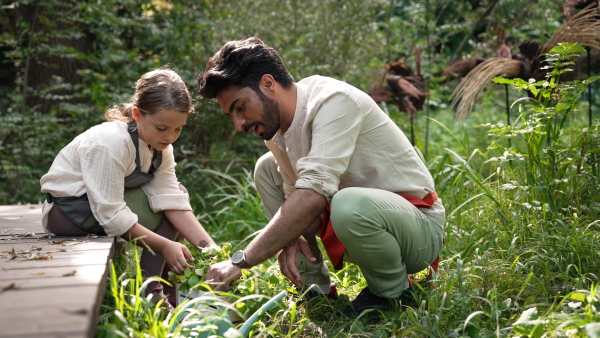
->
[231, 250, 249, 268]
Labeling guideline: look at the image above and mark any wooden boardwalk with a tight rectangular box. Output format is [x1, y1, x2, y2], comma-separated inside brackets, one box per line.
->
[0, 204, 115, 338]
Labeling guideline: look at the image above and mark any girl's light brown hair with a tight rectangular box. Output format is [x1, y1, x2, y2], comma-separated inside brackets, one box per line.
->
[105, 68, 194, 123]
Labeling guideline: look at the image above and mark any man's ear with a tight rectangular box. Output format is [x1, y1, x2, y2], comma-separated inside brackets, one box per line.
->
[260, 74, 276, 95]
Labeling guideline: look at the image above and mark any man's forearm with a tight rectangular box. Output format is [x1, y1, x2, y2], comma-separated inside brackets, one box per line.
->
[243, 188, 327, 266]
[303, 216, 323, 238]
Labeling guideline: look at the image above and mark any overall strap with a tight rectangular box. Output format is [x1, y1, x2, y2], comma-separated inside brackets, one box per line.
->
[128, 121, 162, 174]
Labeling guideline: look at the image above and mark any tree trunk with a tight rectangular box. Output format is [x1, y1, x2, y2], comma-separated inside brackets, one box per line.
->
[7, 0, 94, 115]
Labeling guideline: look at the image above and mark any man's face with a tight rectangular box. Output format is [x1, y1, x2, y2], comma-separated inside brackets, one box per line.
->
[216, 86, 281, 140]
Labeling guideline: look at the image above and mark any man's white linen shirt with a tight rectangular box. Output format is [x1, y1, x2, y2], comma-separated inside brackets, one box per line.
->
[271, 75, 445, 228]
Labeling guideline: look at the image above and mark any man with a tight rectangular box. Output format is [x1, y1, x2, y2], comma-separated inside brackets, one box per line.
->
[198, 37, 445, 315]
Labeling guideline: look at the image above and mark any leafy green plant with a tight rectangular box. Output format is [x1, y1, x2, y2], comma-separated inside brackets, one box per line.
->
[512, 284, 600, 337]
[98, 246, 237, 338]
[483, 43, 600, 218]
[168, 241, 292, 322]
[99, 243, 299, 338]
[168, 243, 234, 292]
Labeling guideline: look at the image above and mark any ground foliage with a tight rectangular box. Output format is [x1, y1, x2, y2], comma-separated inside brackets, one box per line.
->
[2, 1, 600, 337]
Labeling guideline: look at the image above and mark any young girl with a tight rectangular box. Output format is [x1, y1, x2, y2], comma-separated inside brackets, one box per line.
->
[40, 68, 216, 309]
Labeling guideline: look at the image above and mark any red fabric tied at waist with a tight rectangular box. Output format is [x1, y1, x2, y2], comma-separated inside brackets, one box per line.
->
[319, 204, 344, 270]
[319, 191, 439, 270]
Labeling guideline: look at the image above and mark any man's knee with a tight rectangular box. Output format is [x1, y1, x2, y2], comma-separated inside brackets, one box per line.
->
[253, 152, 286, 219]
[331, 187, 368, 216]
[254, 152, 281, 188]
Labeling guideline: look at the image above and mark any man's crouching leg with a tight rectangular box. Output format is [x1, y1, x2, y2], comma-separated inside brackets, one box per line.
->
[254, 152, 334, 298]
[296, 235, 336, 298]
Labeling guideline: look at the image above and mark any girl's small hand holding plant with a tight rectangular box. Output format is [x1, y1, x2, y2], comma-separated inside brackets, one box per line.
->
[162, 241, 194, 275]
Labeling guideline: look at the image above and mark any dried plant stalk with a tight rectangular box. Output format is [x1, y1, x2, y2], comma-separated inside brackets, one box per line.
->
[542, 3, 600, 54]
[450, 58, 521, 119]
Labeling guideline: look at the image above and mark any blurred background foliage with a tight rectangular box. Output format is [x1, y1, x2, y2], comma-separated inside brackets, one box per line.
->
[0, 0, 583, 205]
[4, 3, 600, 335]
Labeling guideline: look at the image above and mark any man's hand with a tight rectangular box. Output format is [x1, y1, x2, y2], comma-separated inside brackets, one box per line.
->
[161, 241, 194, 275]
[206, 260, 242, 291]
[276, 236, 316, 288]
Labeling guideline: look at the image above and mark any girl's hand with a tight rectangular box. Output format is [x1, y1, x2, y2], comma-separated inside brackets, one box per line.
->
[161, 241, 194, 275]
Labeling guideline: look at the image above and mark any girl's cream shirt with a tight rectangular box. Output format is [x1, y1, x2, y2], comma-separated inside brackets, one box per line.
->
[40, 121, 191, 237]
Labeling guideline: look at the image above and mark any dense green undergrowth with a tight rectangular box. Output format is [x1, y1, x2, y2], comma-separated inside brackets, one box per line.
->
[3, 1, 599, 336]
[96, 44, 600, 337]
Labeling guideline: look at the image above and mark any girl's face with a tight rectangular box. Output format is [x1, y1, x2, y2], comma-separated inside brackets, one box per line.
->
[132, 108, 188, 151]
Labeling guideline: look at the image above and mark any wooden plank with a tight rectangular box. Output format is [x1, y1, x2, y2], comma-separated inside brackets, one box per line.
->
[0, 289, 97, 337]
[1, 238, 114, 270]
[1, 237, 114, 250]
[0, 204, 44, 236]
[0, 204, 116, 338]
[2, 285, 102, 308]
[0, 204, 43, 218]
[0, 264, 110, 290]
[0, 264, 109, 287]
[0, 283, 108, 338]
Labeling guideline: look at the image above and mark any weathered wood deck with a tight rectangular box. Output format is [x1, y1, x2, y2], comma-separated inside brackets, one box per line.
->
[0, 204, 115, 338]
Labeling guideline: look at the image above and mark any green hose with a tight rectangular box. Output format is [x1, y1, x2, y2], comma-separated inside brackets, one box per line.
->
[237, 290, 287, 337]
[170, 290, 287, 337]
[169, 292, 233, 337]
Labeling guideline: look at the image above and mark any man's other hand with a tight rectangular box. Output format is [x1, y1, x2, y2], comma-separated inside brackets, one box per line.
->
[276, 236, 316, 288]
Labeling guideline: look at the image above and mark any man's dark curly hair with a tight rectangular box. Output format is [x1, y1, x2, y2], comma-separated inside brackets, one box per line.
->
[197, 37, 294, 99]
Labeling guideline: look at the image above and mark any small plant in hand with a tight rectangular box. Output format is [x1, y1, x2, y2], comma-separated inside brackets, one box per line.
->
[168, 242, 233, 292]
[169, 242, 288, 318]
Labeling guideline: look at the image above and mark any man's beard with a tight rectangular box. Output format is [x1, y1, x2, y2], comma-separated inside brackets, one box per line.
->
[256, 90, 281, 141]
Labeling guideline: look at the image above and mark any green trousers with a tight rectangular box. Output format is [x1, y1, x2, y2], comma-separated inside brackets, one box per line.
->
[123, 187, 164, 232]
[254, 152, 443, 298]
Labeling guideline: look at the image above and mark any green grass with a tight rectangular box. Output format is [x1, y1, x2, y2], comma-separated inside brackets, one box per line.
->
[99, 152, 599, 336]
[97, 44, 600, 337]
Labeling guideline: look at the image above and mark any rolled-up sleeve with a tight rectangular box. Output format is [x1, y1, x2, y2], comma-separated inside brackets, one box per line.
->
[295, 93, 362, 202]
[79, 145, 138, 237]
[142, 146, 192, 212]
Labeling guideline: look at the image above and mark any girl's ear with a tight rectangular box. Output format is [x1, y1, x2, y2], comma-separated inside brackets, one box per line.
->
[132, 107, 140, 123]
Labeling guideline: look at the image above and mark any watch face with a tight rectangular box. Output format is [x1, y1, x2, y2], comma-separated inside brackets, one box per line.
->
[232, 250, 245, 265]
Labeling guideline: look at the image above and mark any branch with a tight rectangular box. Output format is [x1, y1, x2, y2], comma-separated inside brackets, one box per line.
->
[452, 0, 500, 60]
